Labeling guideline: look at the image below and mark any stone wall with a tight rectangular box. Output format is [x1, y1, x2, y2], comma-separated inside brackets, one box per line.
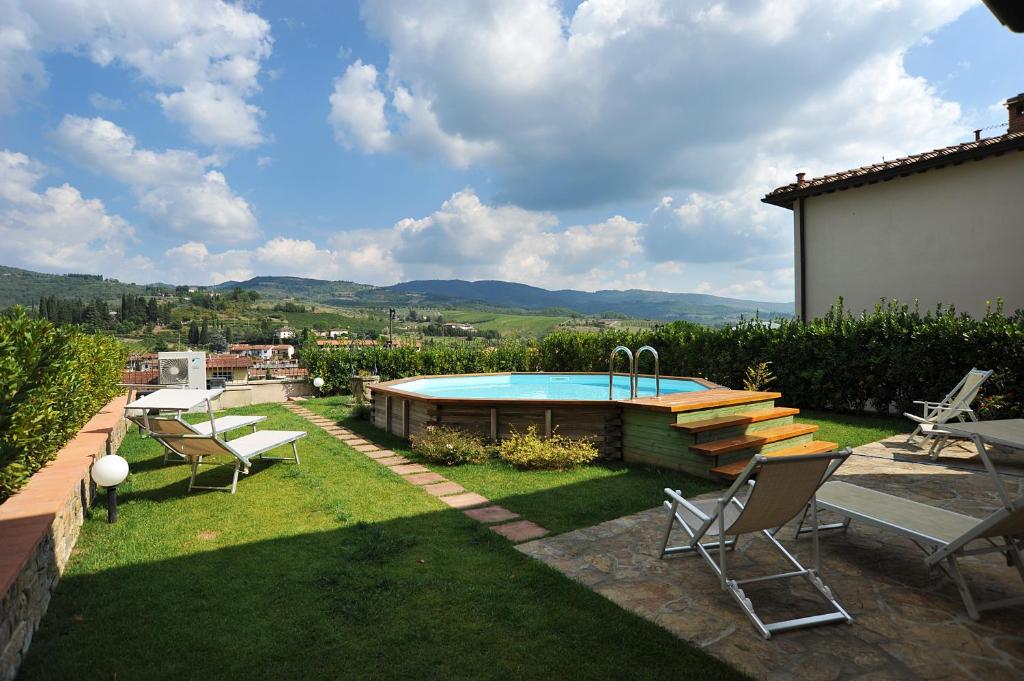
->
[0, 394, 128, 681]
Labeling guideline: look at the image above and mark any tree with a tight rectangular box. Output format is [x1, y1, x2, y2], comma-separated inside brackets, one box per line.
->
[188, 320, 200, 345]
[208, 332, 228, 352]
[199, 319, 209, 345]
[225, 326, 234, 343]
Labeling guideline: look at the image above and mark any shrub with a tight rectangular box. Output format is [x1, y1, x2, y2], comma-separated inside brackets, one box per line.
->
[351, 401, 373, 420]
[497, 426, 598, 470]
[411, 426, 491, 466]
[0, 308, 127, 502]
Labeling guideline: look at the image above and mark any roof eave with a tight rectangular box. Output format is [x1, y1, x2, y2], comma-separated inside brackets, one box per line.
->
[761, 134, 1024, 209]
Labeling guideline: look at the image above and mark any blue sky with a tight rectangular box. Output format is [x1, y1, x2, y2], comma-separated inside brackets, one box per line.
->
[1, 1, 1021, 301]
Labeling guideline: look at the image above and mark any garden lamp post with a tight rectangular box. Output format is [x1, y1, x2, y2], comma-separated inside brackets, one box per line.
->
[313, 376, 325, 393]
[91, 454, 129, 523]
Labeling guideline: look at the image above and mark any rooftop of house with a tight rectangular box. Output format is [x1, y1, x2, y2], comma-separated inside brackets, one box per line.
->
[207, 355, 254, 369]
[763, 130, 1024, 208]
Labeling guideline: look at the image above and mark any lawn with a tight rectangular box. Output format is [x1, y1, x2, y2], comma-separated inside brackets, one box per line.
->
[21, 403, 744, 681]
[795, 409, 911, 449]
[303, 396, 720, 534]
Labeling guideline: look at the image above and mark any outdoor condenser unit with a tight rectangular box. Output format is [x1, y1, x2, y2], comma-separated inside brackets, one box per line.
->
[157, 351, 207, 389]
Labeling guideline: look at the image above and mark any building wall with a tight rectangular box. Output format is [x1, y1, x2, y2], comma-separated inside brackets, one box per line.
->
[798, 151, 1024, 320]
[210, 379, 313, 409]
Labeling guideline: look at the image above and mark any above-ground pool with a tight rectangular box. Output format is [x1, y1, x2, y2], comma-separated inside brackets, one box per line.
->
[368, 372, 813, 480]
[395, 373, 710, 401]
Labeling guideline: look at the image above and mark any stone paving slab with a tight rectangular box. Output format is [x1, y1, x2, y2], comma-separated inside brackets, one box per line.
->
[365, 449, 399, 460]
[375, 455, 409, 466]
[517, 436, 1024, 681]
[439, 492, 489, 509]
[422, 481, 465, 497]
[352, 444, 378, 452]
[463, 505, 520, 524]
[403, 472, 447, 486]
[491, 520, 548, 542]
[345, 439, 369, 447]
[390, 463, 429, 475]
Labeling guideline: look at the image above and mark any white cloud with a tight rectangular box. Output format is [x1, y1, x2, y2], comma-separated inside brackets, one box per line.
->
[256, 155, 272, 169]
[343, 0, 971, 209]
[55, 115, 258, 241]
[88, 92, 123, 111]
[1, 0, 272, 147]
[329, 60, 392, 152]
[0, 149, 152, 279]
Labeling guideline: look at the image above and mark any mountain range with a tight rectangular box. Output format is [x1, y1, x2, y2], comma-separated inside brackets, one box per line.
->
[0, 265, 792, 323]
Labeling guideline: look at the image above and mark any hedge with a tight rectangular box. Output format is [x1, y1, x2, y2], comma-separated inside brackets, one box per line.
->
[300, 300, 1024, 419]
[0, 308, 127, 502]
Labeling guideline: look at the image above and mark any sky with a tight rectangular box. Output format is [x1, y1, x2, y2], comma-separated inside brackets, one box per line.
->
[0, 0, 1021, 302]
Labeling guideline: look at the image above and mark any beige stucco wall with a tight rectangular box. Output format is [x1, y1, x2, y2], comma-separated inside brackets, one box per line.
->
[798, 150, 1024, 320]
[210, 379, 313, 409]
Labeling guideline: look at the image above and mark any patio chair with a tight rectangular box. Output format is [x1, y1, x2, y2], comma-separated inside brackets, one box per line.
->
[659, 448, 853, 638]
[905, 368, 993, 459]
[796, 481, 1024, 620]
[148, 427, 307, 494]
[127, 412, 268, 463]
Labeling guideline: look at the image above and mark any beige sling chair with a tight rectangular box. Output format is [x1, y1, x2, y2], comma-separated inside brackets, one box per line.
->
[660, 448, 853, 639]
[905, 368, 992, 459]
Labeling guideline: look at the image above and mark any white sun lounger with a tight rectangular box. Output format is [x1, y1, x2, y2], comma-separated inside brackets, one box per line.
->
[127, 412, 268, 463]
[147, 426, 307, 494]
[905, 368, 992, 458]
[797, 480, 1024, 620]
[659, 448, 853, 638]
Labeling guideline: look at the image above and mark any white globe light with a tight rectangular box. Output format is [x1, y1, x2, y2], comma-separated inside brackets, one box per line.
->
[92, 455, 129, 487]
[313, 377, 325, 389]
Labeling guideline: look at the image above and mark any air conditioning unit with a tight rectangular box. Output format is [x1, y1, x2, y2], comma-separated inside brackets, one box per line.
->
[158, 351, 207, 389]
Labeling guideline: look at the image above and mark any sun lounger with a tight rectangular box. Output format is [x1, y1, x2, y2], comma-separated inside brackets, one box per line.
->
[905, 368, 992, 458]
[659, 448, 853, 638]
[127, 412, 267, 463]
[797, 480, 1024, 619]
[145, 425, 306, 494]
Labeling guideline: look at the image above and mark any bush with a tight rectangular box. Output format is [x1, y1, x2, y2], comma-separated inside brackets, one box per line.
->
[411, 426, 491, 466]
[351, 401, 372, 421]
[497, 426, 598, 470]
[297, 300, 1024, 417]
[0, 307, 127, 502]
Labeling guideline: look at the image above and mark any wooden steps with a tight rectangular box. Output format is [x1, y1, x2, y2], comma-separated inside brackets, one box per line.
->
[688, 423, 819, 456]
[709, 440, 840, 479]
[670, 407, 800, 434]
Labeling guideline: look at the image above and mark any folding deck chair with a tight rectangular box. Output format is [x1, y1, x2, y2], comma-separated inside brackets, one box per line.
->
[796, 480, 1024, 620]
[660, 449, 853, 639]
[905, 368, 992, 459]
[148, 427, 307, 494]
[127, 411, 268, 463]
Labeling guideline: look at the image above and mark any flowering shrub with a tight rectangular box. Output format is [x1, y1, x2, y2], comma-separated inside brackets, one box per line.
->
[411, 426, 491, 466]
[497, 426, 598, 470]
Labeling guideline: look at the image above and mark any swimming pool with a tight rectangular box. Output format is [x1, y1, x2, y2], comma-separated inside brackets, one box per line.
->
[395, 373, 710, 401]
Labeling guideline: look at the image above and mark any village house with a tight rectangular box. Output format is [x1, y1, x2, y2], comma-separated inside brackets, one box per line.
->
[763, 92, 1024, 320]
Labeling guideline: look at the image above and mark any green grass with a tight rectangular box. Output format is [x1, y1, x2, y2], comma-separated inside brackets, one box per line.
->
[22, 402, 744, 681]
[441, 310, 568, 337]
[305, 397, 720, 534]
[795, 409, 910, 449]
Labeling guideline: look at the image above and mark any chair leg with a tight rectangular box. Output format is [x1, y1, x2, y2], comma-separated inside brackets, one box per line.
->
[946, 556, 980, 620]
[659, 501, 678, 558]
[292, 441, 300, 465]
[230, 462, 240, 494]
[906, 425, 922, 444]
[188, 458, 199, 492]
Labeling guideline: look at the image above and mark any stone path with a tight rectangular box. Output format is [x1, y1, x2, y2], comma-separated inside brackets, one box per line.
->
[517, 436, 1024, 681]
[282, 402, 549, 542]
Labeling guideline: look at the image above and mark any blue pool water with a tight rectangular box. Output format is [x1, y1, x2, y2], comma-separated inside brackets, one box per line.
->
[396, 373, 709, 401]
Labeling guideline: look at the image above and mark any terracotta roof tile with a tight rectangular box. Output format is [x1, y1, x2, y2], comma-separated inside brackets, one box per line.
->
[763, 131, 1024, 207]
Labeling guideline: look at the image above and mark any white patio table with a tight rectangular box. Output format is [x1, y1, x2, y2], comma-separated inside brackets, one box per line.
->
[940, 419, 1024, 509]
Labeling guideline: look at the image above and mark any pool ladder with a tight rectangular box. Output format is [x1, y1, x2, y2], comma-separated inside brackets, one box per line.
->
[608, 345, 660, 400]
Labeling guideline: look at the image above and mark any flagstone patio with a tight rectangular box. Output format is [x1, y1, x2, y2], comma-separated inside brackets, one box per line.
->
[517, 436, 1024, 681]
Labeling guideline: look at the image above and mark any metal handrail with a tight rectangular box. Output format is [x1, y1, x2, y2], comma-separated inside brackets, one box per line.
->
[609, 346, 635, 399]
[635, 346, 660, 397]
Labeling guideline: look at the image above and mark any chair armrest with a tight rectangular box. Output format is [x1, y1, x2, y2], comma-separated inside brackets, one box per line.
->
[664, 488, 710, 522]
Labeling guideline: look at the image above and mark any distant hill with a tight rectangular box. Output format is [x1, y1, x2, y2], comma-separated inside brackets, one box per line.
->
[213, 276, 370, 302]
[381, 279, 792, 322]
[0, 265, 169, 307]
[0, 267, 792, 324]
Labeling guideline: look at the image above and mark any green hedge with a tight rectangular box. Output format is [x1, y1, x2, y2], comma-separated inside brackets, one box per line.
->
[0, 308, 127, 502]
[300, 301, 1024, 418]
